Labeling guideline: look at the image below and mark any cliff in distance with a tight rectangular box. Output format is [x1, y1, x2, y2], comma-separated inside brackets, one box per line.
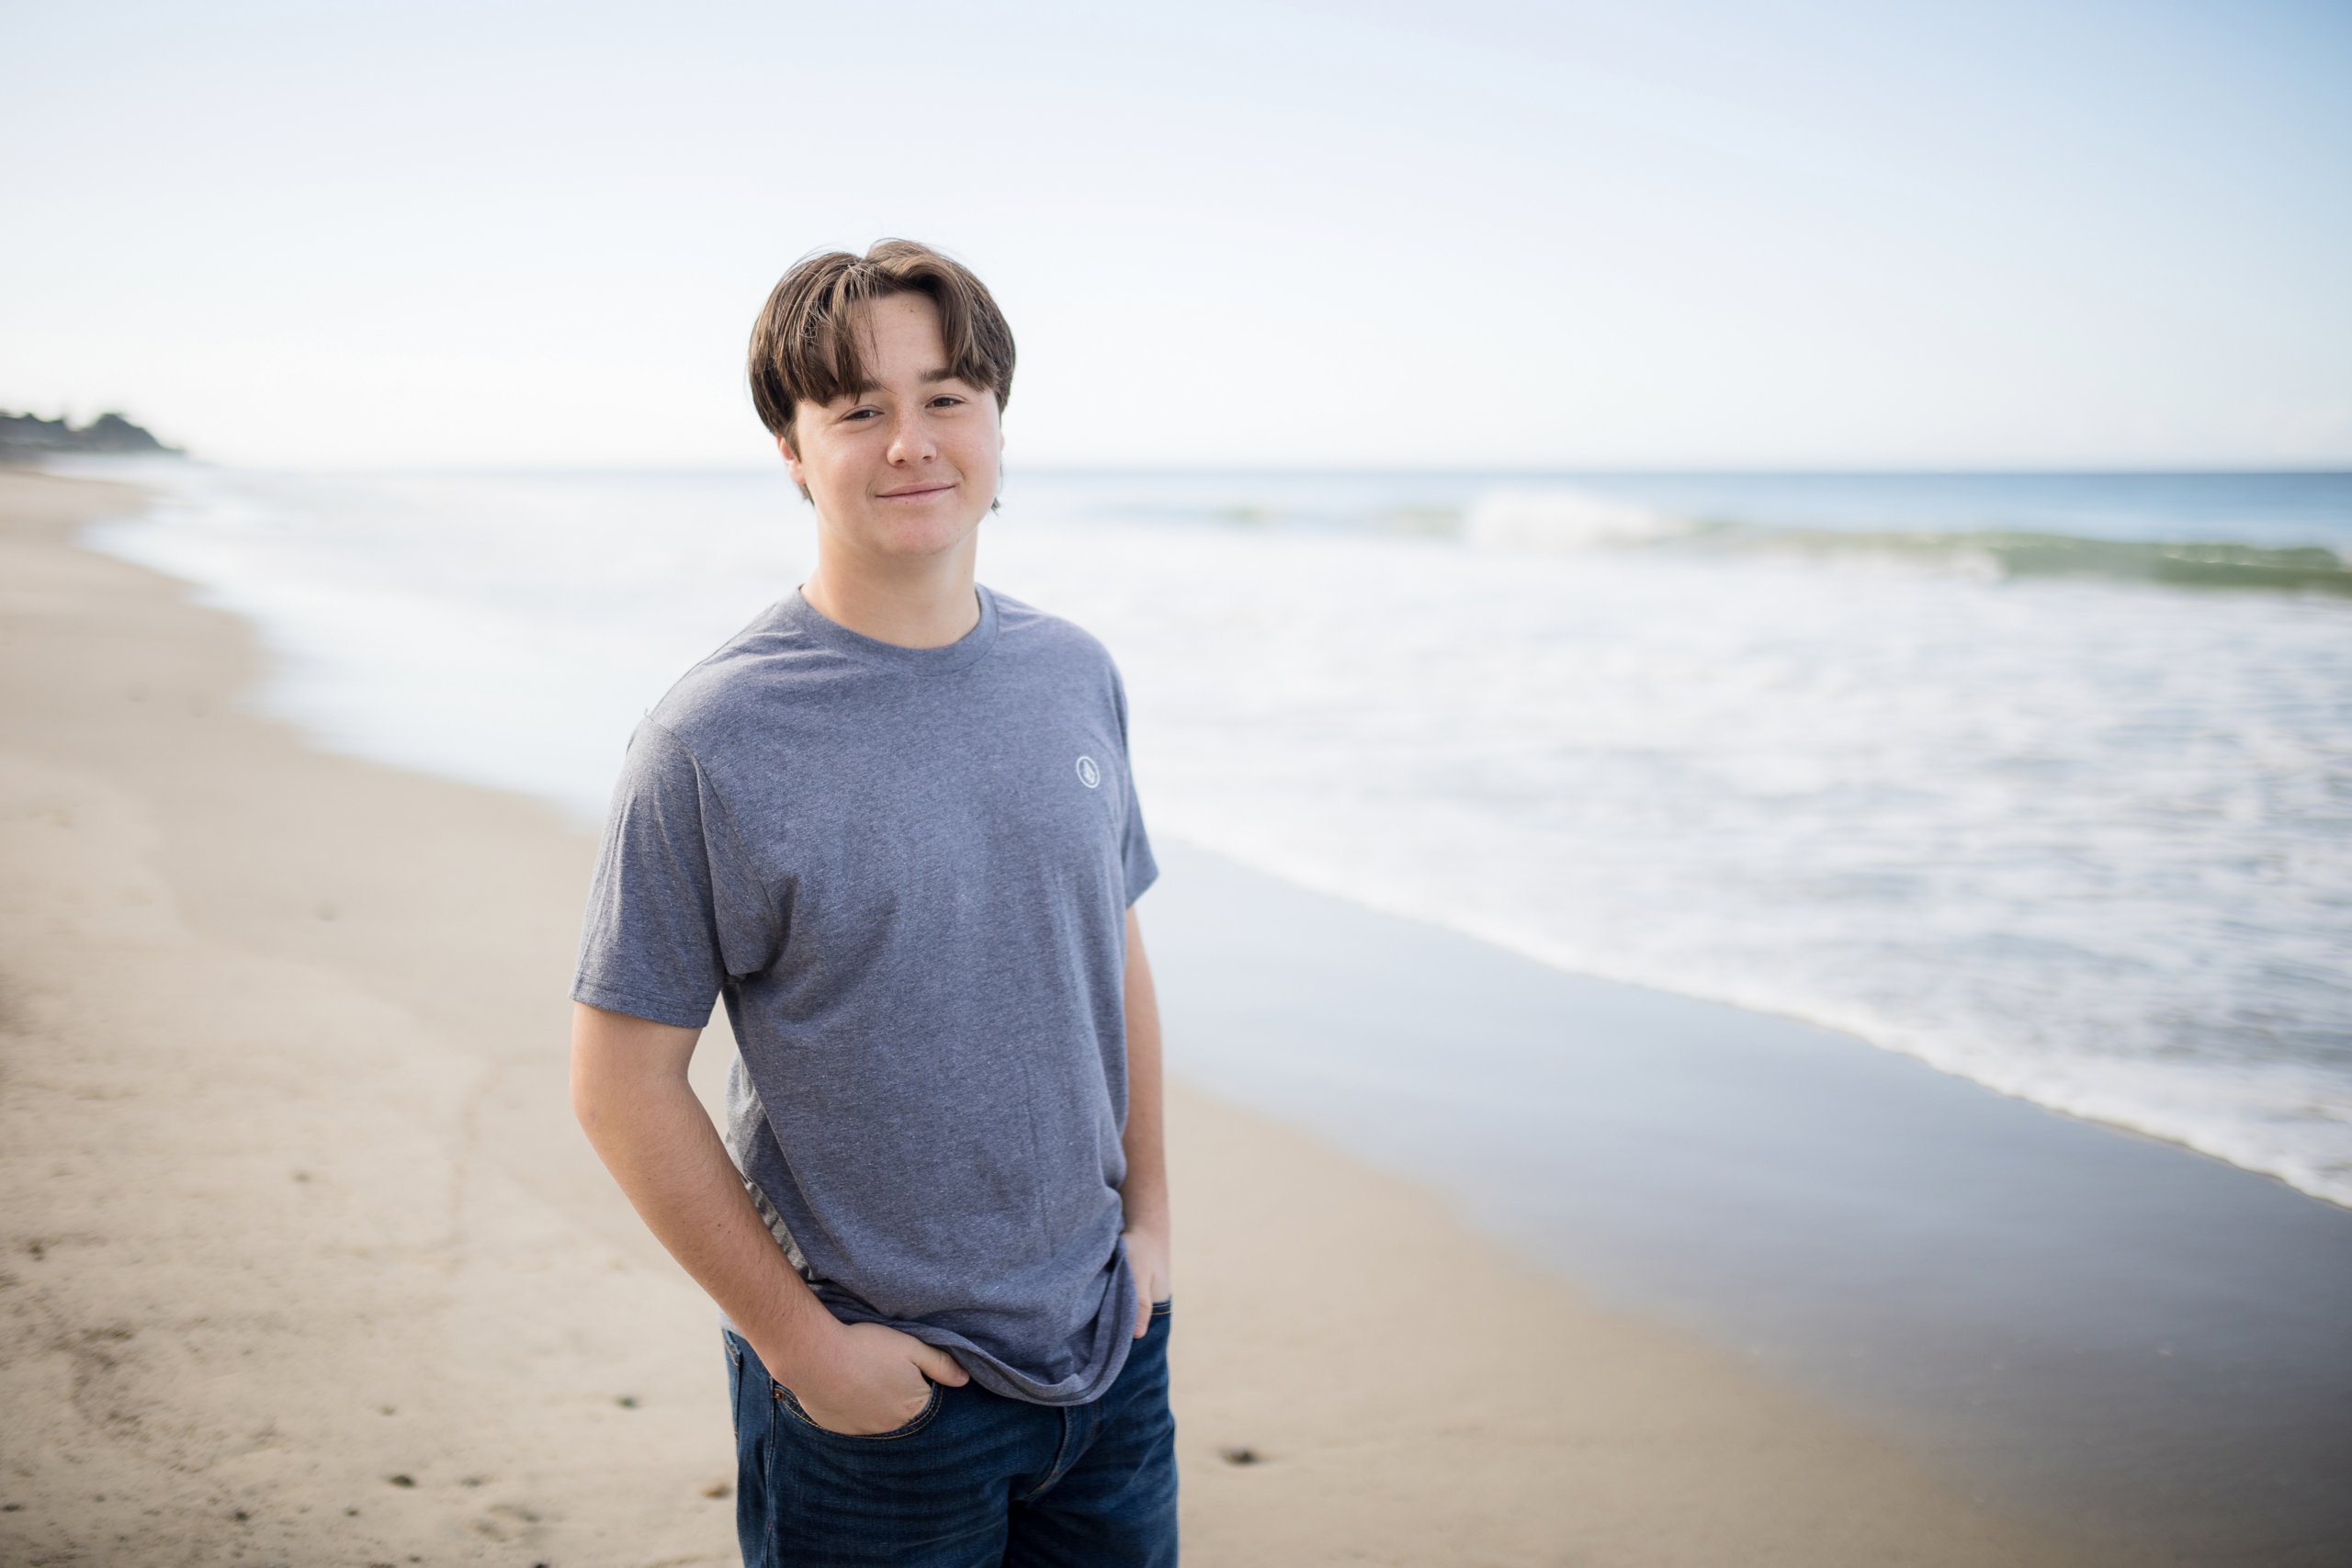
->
[1, 411, 180, 457]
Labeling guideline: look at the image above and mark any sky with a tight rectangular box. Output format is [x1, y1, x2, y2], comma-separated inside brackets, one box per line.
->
[4, 0, 2348, 470]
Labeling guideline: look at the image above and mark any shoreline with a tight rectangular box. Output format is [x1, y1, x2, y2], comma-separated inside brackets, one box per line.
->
[5, 464, 2151, 1565]
[1159, 844, 2352, 1213]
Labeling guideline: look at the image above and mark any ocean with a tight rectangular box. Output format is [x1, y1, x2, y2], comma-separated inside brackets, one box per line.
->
[63, 459, 2352, 1210]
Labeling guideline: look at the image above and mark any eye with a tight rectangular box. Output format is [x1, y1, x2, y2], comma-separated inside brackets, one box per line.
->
[929, 394, 965, 409]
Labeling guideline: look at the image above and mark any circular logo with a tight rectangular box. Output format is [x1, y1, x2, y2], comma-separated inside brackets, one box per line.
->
[1075, 755, 1102, 789]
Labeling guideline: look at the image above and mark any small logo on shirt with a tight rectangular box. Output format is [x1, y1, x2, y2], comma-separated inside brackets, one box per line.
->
[1075, 755, 1102, 789]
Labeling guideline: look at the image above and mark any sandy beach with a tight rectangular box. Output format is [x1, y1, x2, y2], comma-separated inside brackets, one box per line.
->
[2, 463, 2154, 1567]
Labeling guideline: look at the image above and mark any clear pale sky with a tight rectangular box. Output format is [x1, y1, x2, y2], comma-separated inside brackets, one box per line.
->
[5, 0, 2347, 469]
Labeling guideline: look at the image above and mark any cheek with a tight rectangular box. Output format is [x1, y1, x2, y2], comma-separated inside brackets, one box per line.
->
[957, 423, 1003, 471]
[802, 445, 865, 494]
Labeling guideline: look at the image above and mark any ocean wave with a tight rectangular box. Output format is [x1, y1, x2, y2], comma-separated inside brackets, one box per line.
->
[1462, 488, 1690, 551]
[1168, 476, 2352, 598]
[1451, 481, 2350, 593]
[1713, 527, 2352, 594]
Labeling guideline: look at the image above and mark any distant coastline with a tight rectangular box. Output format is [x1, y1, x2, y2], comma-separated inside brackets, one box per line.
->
[0, 410, 179, 457]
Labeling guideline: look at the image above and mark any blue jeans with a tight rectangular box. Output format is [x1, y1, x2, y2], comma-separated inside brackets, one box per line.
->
[724, 1303, 1178, 1567]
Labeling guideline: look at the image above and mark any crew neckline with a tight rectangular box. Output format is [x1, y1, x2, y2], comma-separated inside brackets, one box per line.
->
[778, 583, 1001, 676]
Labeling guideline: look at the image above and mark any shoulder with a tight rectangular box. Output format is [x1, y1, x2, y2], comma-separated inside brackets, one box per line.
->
[986, 589, 1120, 677]
[645, 597, 845, 750]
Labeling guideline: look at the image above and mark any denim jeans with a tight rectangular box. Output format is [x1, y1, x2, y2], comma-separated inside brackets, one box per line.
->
[724, 1302, 1178, 1567]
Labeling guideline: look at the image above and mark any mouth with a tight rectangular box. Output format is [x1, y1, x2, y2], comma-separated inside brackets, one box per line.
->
[876, 483, 956, 501]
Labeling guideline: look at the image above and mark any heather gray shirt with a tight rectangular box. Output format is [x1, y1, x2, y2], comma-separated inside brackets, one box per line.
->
[572, 586, 1158, 1406]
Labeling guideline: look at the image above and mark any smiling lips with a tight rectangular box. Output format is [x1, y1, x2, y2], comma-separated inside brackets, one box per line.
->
[877, 482, 956, 501]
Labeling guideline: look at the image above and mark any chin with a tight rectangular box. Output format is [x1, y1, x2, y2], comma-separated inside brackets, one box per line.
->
[874, 515, 984, 558]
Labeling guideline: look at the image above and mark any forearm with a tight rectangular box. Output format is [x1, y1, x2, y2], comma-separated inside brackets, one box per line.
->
[1119, 907, 1170, 1242]
[1120, 1036, 1170, 1238]
[568, 1004, 838, 1373]
[571, 1002, 965, 1430]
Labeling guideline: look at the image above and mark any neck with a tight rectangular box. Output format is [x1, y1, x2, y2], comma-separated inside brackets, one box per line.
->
[799, 530, 981, 649]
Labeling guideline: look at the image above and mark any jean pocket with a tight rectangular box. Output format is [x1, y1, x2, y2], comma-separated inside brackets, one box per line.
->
[773, 1378, 944, 1441]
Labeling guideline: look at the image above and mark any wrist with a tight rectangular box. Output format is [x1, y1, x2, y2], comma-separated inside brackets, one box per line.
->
[1119, 1181, 1169, 1233]
[1121, 1214, 1170, 1263]
[742, 1293, 846, 1384]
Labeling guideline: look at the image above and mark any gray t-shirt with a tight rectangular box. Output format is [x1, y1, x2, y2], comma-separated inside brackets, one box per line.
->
[572, 585, 1158, 1406]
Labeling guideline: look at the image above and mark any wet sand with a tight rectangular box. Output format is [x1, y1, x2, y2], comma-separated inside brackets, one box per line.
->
[3, 464, 2133, 1566]
[1147, 847, 2352, 1566]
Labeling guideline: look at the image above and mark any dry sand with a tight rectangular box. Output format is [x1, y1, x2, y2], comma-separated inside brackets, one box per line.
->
[1, 466, 2135, 1567]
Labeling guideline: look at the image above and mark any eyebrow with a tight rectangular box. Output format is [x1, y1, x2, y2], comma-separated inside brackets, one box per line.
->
[842, 368, 968, 400]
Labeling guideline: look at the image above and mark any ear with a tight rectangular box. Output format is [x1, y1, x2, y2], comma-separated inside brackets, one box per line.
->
[776, 430, 805, 487]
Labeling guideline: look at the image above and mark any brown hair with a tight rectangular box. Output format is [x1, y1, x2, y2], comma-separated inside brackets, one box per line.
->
[748, 240, 1016, 463]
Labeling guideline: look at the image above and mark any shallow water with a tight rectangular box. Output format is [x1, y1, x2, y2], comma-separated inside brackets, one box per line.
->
[67, 460, 2352, 1209]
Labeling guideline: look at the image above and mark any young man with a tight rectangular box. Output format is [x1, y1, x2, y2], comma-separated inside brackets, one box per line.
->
[569, 240, 1175, 1567]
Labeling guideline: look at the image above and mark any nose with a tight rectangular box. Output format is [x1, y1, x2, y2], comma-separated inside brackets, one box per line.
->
[885, 407, 937, 467]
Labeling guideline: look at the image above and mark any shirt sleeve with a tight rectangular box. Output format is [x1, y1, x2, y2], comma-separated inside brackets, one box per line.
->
[1110, 663, 1159, 907]
[571, 718, 780, 1028]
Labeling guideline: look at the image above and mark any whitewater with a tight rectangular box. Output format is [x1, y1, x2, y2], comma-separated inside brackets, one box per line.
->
[66, 461, 2352, 1208]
